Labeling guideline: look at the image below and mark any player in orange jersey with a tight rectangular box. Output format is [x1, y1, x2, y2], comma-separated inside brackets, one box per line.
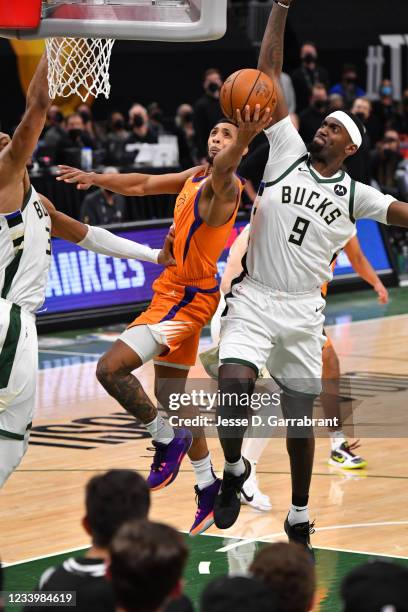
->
[58, 105, 272, 535]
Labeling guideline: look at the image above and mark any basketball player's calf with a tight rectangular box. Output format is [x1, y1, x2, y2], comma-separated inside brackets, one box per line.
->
[322, 342, 366, 469]
[96, 338, 192, 491]
[213, 364, 256, 530]
[281, 391, 316, 558]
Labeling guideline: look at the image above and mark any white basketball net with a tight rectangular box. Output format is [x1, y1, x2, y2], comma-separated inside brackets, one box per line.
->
[45, 37, 115, 102]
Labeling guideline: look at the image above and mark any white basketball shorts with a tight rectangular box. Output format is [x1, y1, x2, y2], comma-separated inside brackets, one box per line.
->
[0, 299, 37, 487]
[219, 275, 326, 396]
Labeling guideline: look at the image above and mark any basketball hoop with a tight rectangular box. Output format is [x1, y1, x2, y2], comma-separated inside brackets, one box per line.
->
[45, 36, 115, 101]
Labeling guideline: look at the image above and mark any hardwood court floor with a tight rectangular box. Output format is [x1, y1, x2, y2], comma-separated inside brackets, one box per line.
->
[1, 289, 408, 574]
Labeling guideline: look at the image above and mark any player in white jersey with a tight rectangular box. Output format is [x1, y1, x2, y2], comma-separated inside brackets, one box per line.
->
[213, 0, 408, 556]
[0, 56, 175, 487]
[201, 224, 388, 506]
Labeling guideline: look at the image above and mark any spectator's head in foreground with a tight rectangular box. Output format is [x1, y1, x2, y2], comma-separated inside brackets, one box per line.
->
[83, 470, 150, 550]
[201, 575, 276, 612]
[341, 560, 408, 612]
[110, 520, 188, 612]
[250, 542, 316, 612]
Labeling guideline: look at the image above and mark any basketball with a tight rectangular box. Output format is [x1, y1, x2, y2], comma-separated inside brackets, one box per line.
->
[220, 68, 277, 121]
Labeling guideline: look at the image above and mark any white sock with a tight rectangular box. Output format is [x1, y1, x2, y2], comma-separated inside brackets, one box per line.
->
[191, 454, 216, 490]
[288, 504, 309, 526]
[330, 430, 345, 451]
[145, 415, 175, 445]
[242, 437, 270, 463]
[225, 457, 245, 477]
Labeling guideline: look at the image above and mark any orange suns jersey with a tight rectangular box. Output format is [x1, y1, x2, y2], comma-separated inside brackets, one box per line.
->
[321, 259, 337, 298]
[167, 170, 245, 288]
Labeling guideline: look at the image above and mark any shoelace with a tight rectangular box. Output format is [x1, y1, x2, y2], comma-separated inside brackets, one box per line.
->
[343, 440, 361, 457]
[309, 520, 316, 535]
[194, 485, 201, 518]
[148, 445, 166, 472]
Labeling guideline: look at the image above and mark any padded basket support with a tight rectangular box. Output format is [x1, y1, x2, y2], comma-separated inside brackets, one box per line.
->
[0, 0, 42, 28]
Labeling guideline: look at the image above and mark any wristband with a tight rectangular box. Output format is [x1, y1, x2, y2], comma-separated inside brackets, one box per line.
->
[273, 0, 290, 8]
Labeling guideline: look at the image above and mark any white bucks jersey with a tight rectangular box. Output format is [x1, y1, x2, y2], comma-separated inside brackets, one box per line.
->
[246, 116, 395, 292]
[0, 185, 51, 312]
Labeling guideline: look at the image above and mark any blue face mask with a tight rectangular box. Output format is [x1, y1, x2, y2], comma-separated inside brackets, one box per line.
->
[381, 86, 392, 97]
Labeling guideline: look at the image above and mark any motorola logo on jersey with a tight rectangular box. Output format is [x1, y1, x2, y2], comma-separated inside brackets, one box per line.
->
[334, 184, 348, 197]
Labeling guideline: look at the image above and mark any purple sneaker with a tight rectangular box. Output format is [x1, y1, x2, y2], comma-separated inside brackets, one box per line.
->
[147, 428, 193, 491]
[189, 478, 222, 536]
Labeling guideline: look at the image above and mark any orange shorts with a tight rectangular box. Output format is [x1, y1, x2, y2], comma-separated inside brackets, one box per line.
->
[128, 272, 219, 368]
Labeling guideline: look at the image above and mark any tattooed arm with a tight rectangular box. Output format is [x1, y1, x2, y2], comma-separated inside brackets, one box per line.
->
[257, 0, 294, 125]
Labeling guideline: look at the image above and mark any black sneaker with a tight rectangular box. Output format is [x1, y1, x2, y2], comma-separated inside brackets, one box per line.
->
[214, 457, 251, 529]
[284, 514, 315, 562]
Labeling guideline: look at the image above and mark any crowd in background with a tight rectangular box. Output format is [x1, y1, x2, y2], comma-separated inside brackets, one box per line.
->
[26, 43, 408, 267]
[1, 468, 407, 612]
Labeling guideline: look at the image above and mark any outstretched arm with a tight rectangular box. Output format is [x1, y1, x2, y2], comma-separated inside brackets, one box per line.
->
[344, 236, 388, 304]
[57, 165, 203, 196]
[40, 194, 175, 266]
[1, 53, 51, 172]
[257, 0, 293, 125]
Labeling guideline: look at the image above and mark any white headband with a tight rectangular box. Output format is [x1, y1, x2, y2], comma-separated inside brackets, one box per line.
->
[327, 111, 362, 148]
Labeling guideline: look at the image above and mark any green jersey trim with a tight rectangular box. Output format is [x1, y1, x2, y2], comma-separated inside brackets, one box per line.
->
[307, 159, 346, 184]
[264, 154, 309, 188]
[0, 303, 22, 390]
[1, 250, 23, 299]
[22, 185, 33, 211]
[349, 180, 356, 223]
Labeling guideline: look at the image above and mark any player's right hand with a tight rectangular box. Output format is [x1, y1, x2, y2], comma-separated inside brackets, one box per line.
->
[235, 104, 272, 147]
[57, 165, 94, 190]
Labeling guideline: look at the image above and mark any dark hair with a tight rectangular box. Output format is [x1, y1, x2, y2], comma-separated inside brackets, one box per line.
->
[201, 575, 276, 612]
[342, 63, 357, 75]
[85, 470, 150, 547]
[213, 118, 238, 129]
[341, 561, 408, 612]
[110, 520, 188, 612]
[250, 542, 315, 612]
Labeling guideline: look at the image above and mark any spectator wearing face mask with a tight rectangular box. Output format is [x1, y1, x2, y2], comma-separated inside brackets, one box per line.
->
[298, 83, 328, 145]
[193, 67, 223, 162]
[77, 103, 106, 146]
[105, 111, 130, 165]
[370, 129, 404, 199]
[173, 103, 197, 168]
[372, 79, 399, 133]
[147, 101, 167, 137]
[56, 112, 96, 165]
[122, 103, 158, 165]
[126, 103, 158, 145]
[290, 42, 329, 113]
[392, 88, 408, 136]
[330, 63, 366, 108]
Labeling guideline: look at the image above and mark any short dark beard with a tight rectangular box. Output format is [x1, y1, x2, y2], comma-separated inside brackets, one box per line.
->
[308, 140, 325, 162]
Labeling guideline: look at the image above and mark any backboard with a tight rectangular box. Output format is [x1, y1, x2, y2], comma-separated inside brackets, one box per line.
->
[0, 0, 227, 42]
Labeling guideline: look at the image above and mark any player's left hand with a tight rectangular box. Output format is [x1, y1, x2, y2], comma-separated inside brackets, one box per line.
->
[158, 228, 176, 267]
[235, 105, 272, 147]
[56, 165, 94, 190]
[374, 281, 389, 304]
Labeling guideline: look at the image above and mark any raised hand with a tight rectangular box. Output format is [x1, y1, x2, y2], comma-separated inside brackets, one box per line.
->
[235, 104, 272, 147]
